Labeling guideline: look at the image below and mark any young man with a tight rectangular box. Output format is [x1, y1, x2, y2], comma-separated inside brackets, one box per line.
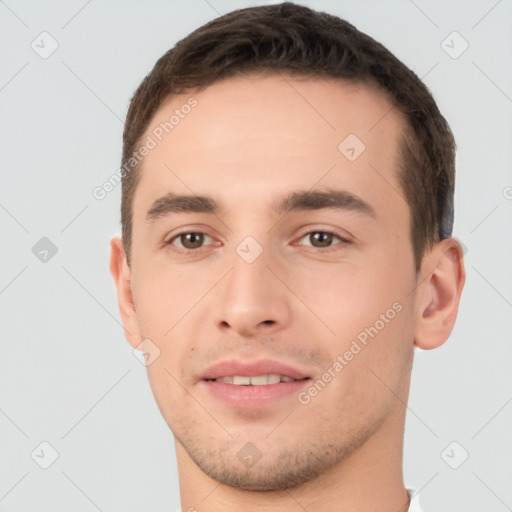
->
[110, 3, 465, 511]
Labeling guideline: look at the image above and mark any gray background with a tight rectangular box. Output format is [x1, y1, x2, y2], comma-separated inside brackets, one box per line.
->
[1, 0, 511, 510]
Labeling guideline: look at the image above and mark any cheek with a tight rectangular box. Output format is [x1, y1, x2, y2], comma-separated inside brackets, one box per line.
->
[131, 258, 214, 333]
[295, 260, 416, 387]
[296, 263, 408, 332]
[306, 299, 414, 425]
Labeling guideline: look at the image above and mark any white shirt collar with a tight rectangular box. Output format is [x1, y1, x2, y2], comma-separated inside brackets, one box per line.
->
[407, 487, 424, 512]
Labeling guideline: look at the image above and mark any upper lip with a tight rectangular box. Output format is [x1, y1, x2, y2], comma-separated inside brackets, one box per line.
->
[201, 359, 310, 381]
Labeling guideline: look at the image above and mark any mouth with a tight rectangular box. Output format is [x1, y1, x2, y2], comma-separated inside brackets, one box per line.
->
[200, 359, 311, 408]
[207, 374, 299, 385]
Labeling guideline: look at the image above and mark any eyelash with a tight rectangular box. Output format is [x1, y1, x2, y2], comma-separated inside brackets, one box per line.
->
[165, 229, 350, 254]
[166, 232, 216, 253]
[296, 230, 350, 249]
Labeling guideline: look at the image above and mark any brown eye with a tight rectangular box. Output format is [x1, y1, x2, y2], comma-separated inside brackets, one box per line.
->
[179, 233, 204, 249]
[309, 232, 333, 247]
[169, 232, 210, 250]
[296, 230, 348, 249]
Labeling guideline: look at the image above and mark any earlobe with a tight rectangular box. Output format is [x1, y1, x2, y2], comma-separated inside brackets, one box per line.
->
[414, 238, 465, 350]
[109, 236, 142, 348]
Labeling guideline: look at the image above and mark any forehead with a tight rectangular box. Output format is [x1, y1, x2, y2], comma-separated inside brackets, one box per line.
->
[147, 73, 401, 148]
[133, 73, 405, 215]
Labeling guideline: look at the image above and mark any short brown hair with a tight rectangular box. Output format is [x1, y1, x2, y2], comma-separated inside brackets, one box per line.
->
[121, 1, 456, 269]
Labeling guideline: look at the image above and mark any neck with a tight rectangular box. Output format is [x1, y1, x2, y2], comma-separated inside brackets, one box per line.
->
[175, 385, 411, 512]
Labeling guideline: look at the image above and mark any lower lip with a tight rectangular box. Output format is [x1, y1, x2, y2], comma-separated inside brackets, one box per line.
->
[201, 379, 310, 408]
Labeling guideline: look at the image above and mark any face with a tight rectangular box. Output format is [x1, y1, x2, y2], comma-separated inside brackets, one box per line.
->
[123, 74, 420, 490]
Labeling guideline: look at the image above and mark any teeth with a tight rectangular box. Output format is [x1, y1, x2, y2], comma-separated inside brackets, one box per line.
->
[251, 375, 271, 385]
[216, 376, 234, 384]
[232, 376, 251, 385]
[214, 374, 297, 385]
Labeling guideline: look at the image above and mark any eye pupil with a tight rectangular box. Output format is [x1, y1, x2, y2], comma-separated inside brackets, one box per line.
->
[181, 233, 204, 249]
[310, 232, 333, 247]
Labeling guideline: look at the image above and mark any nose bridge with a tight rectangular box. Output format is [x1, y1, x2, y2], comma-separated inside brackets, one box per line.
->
[217, 235, 291, 335]
[230, 239, 269, 298]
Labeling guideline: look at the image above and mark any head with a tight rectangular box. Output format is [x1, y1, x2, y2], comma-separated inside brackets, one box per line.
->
[120, 2, 456, 271]
[111, 2, 464, 493]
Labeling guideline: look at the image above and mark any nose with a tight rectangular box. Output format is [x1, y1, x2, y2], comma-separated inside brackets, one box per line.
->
[216, 243, 292, 337]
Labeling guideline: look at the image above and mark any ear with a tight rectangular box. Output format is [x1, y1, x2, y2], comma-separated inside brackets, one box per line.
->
[109, 236, 142, 349]
[414, 238, 466, 350]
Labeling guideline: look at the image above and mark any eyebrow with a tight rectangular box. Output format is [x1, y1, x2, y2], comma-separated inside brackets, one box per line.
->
[146, 193, 218, 222]
[273, 189, 376, 217]
[145, 189, 375, 222]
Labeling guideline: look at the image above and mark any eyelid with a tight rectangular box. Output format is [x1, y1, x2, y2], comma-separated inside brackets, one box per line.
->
[298, 234, 343, 249]
[162, 226, 352, 254]
[164, 226, 220, 252]
[169, 232, 214, 248]
[294, 227, 353, 245]
[164, 224, 216, 241]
